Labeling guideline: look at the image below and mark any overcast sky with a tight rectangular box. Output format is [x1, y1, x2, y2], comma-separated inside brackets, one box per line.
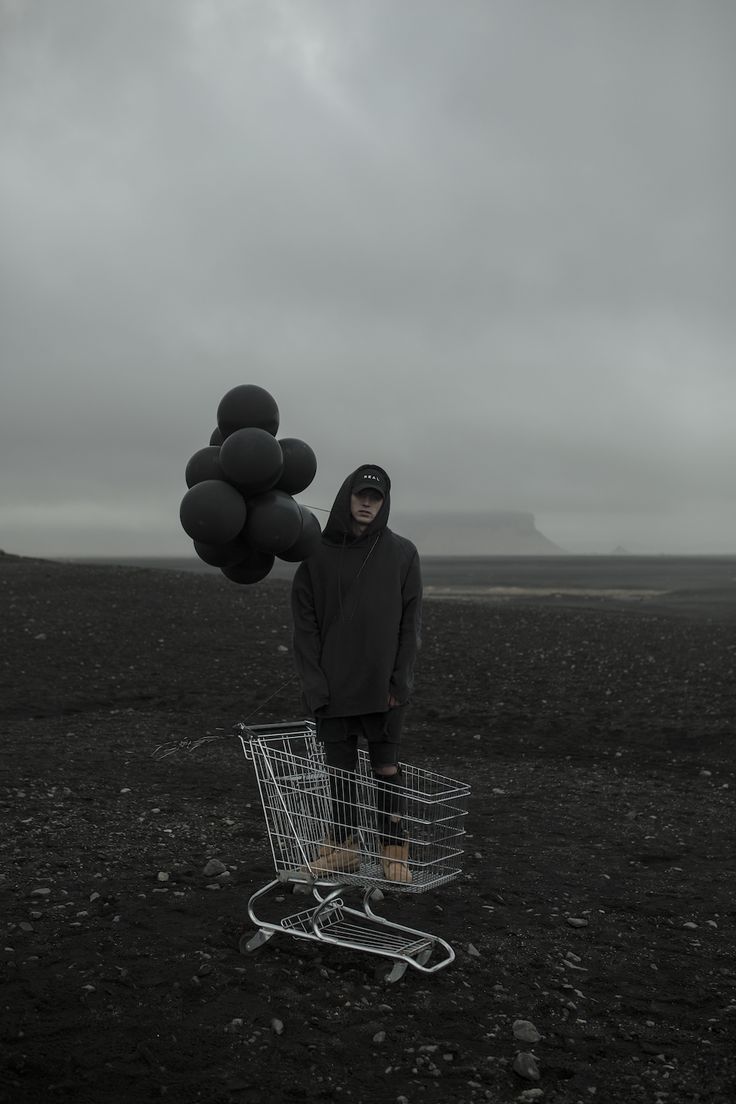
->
[1, 0, 734, 556]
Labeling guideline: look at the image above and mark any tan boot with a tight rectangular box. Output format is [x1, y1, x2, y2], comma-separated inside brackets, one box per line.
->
[381, 843, 412, 884]
[310, 836, 360, 875]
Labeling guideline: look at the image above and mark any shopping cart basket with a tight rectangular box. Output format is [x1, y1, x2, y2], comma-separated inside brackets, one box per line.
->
[237, 720, 471, 980]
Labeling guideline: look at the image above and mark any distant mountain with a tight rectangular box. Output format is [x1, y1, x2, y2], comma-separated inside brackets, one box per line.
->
[393, 510, 564, 555]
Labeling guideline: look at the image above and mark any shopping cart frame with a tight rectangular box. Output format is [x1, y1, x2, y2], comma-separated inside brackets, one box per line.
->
[237, 720, 471, 980]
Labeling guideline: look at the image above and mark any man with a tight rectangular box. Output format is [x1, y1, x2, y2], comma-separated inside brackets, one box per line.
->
[291, 464, 422, 883]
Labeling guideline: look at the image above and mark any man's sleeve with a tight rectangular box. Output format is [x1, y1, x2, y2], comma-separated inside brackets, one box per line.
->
[291, 563, 330, 714]
[390, 549, 423, 705]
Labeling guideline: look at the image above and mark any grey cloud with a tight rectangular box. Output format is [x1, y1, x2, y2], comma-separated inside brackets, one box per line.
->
[1, 0, 734, 555]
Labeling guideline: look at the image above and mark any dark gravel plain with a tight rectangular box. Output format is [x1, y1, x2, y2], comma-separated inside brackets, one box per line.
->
[1, 554, 735, 1104]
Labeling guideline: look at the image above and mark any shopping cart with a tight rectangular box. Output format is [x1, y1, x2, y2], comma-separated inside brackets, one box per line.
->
[236, 720, 471, 980]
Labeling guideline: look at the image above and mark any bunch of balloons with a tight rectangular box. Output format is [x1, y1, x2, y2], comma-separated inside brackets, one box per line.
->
[179, 384, 321, 584]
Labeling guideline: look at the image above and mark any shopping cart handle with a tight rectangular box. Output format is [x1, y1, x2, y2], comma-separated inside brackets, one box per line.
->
[233, 721, 255, 739]
[232, 721, 258, 759]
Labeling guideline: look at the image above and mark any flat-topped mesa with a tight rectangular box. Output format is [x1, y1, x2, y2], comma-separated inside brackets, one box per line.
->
[394, 511, 564, 556]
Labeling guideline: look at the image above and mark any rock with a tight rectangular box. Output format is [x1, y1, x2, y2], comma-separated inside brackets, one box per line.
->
[215, 871, 231, 882]
[203, 859, 227, 877]
[467, 943, 481, 957]
[373, 1031, 386, 1044]
[683, 921, 698, 930]
[19, 922, 33, 933]
[566, 917, 588, 928]
[513, 1052, 541, 1081]
[157, 872, 170, 882]
[518, 1090, 544, 1102]
[271, 1018, 284, 1035]
[513, 1020, 542, 1044]
[31, 888, 51, 897]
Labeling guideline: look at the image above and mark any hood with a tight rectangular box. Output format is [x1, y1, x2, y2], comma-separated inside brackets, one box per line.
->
[322, 463, 391, 544]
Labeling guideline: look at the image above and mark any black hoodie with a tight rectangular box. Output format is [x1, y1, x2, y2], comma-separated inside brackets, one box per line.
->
[291, 465, 422, 717]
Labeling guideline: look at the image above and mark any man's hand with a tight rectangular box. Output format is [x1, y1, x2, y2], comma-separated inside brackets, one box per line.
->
[388, 694, 400, 709]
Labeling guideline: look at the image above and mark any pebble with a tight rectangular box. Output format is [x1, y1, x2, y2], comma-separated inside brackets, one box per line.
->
[566, 917, 588, 928]
[467, 943, 481, 957]
[202, 859, 227, 877]
[277, 645, 288, 653]
[157, 872, 170, 883]
[513, 1020, 541, 1044]
[205, 884, 221, 891]
[31, 888, 51, 897]
[518, 1090, 544, 1102]
[215, 871, 231, 882]
[373, 1031, 386, 1044]
[271, 1018, 284, 1035]
[513, 1052, 541, 1081]
[683, 922, 698, 930]
[19, 922, 33, 933]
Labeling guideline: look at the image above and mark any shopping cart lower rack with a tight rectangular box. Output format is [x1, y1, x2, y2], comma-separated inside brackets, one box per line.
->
[236, 720, 471, 980]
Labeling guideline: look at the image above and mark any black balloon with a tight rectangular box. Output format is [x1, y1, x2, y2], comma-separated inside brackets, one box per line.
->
[245, 490, 303, 554]
[193, 536, 252, 568]
[209, 426, 224, 446]
[179, 480, 247, 544]
[275, 437, 317, 495]
[219, 427, 283, 495]
[278, 507, 322, 562]
[222, 548, 274, 585]
[217, 384, 279, 439]
[185, 446, 224, 488]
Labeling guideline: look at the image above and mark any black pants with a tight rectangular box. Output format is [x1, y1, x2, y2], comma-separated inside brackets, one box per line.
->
[316, 712, 407, 845]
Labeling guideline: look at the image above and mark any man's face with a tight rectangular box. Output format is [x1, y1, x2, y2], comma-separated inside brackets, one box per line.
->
[350, 488, 384, 529]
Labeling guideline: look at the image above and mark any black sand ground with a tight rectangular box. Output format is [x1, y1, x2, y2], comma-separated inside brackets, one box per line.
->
[1, 555, 734, 1104]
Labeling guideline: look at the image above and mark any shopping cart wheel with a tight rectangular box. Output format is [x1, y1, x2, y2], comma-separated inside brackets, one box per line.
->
[384, 961, 409, 984]
[239, 928, 276, 955]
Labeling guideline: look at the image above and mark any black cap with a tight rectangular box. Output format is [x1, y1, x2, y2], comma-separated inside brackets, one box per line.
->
[351, 467, 387, 496]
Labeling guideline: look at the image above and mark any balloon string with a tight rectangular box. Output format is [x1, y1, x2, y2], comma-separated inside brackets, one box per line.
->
[239, 674, 298, 724]
[299, 503, 330, 513]
[150, 673, 299, 759]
